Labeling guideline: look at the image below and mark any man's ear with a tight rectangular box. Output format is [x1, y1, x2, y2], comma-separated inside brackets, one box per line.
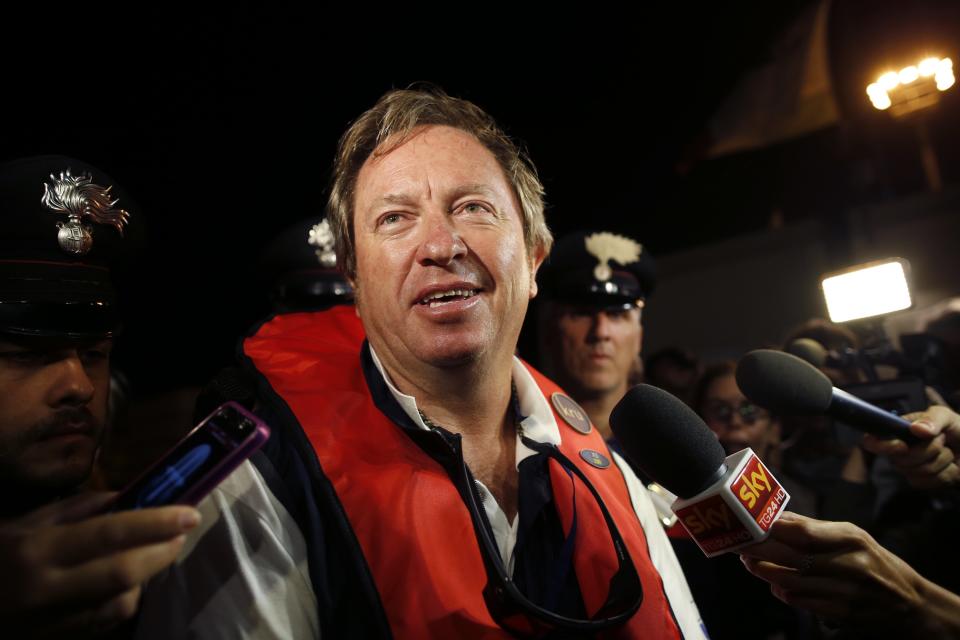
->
[528, 244, 547, 299]
[346, 272, 362, 318]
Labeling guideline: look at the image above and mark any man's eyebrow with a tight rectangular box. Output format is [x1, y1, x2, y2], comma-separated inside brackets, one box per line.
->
[372, 192, 419, 207]
[449, 183, 498, 200]
[369, 184, 499, 209]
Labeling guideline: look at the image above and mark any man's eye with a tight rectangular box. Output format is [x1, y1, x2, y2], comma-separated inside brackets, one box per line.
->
[379, 213, 403, 227]
[460, 202, 491, 215]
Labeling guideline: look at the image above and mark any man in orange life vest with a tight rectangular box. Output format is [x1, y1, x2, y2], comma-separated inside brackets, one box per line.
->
[137, 87, 707, 638]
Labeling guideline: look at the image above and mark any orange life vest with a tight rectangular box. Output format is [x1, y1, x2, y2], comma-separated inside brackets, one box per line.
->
[244, 307, 683, 639]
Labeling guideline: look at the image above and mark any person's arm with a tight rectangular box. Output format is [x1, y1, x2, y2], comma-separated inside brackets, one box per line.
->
[861, 405, 960, 490]
[739, 511, 960, 638]
[0, 492, 199, 639]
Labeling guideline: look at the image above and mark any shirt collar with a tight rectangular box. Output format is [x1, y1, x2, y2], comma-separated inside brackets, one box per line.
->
[368, 346, 561, 463]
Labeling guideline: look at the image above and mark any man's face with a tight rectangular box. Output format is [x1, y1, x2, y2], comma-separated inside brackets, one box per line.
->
[0, 337, 111, 496]
[553, 304, 642, 397]
[700, 373, 778, 458]
[352, 125, 542, 372]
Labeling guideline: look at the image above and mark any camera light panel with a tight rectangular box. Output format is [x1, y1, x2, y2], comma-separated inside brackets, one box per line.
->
[821, 259, 912, 323]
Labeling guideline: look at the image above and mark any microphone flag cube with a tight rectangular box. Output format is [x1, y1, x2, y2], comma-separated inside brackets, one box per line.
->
[671, 448, 790, 556]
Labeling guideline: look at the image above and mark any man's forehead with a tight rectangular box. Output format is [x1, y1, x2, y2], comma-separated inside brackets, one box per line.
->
[356, 126, 508, 200]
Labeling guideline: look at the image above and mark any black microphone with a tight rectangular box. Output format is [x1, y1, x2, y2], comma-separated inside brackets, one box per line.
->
[735, 349, 918, 442]
[610, 385, 790, 556]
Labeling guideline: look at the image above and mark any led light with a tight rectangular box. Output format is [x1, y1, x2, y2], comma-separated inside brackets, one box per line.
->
[899, 65, 920, 84]
[866, 82, 885, 98]
[870, 93, 892, 110]
[878, 71, 900, 91]
[821, 259, 912, 323]
[919, 57, 940, 77]
[937, 73, 956, 91]
[941, 57, 954, 71]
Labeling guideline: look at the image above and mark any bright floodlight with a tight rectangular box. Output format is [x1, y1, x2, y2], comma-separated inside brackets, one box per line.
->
[867, 56, 955, 116]
[821, 259, 912, 323]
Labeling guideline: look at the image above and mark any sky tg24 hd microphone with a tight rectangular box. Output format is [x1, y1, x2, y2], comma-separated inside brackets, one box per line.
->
[610, 384, 790, 557]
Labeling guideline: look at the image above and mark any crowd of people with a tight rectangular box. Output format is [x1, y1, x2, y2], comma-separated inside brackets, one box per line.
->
[2, 86, 959, 639]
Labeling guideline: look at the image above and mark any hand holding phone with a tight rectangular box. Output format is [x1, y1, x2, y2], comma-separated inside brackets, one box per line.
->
[107, 401, 270, 512]
[1, 493, 200, 638]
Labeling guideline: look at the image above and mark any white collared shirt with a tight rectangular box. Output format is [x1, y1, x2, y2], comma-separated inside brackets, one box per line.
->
[369, 347, 707, 638]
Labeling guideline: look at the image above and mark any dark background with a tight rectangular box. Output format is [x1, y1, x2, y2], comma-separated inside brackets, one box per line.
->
[4, 1, 959, 390]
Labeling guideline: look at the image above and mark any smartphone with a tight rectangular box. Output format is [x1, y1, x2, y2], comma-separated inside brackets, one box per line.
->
[105, 401, 270, 511]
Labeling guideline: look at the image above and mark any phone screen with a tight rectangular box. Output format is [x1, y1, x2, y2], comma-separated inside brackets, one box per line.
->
[110, 403, 265, 511]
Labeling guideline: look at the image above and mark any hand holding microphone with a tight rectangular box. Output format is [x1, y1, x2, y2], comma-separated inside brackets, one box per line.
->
[861, 405, 960, 490]
[736, 348, 960, 489]
[740, 512, 960, 638]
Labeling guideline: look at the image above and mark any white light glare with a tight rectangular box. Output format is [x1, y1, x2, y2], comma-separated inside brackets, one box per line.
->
[821, 260, 912, 323]
[878, 71, 900, 91]
[899, 65, 920, 84]
[919, 57, 940, 77]
[938, 72, 956, 91]
[871, 93, 892, 110]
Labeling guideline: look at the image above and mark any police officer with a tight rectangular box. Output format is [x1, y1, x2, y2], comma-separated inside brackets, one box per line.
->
[535, 230, 655, 440]
[0, 156, 200, 638]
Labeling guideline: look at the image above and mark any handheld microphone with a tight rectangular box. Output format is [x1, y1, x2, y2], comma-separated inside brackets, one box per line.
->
[735, 349, 918, 443]
[610, 385, 790, 557]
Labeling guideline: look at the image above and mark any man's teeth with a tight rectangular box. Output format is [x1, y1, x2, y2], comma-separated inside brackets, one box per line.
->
[421, 289, 478, 307]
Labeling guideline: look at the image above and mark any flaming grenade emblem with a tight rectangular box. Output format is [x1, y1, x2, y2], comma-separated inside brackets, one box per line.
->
[41, 169, 129, 255]
[307, 219, 337, 268]
[584, 232, 642, 281]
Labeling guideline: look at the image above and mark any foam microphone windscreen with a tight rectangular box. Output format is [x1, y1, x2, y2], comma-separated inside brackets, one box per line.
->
[735, 349, 833, 415]
[610, 384, 726, 499]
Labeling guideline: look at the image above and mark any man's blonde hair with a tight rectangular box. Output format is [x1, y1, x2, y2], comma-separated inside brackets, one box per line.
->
[327, 86, 552, 279]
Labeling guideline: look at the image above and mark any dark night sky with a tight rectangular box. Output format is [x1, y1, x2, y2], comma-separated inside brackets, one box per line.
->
[3, 2, 958, 390]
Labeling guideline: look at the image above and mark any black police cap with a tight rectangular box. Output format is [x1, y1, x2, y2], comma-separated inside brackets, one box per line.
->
[0, 156, 137, 339]
[538, 230, 655, 309]
[257, 216, 353, 312]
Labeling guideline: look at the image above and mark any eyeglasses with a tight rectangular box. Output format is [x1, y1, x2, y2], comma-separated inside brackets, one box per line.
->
[702, 401, 768, 426]
[460, 436, 644, 636]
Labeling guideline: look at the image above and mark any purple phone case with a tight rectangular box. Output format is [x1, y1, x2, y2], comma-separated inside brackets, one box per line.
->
[108, 401, 270, 510]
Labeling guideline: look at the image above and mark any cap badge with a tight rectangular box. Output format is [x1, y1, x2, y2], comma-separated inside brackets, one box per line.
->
[307, 219, 337, 268]
[41, 169, 129, 256]
[584, 232, 642, 282]
[551, 392, 592, 435]
[579, 449, 611, 469]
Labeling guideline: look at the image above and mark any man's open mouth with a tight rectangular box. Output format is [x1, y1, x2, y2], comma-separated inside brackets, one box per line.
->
[418, 289, 480, 308]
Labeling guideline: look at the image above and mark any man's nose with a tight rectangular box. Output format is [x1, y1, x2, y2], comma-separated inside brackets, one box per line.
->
[416, 212, 467, 266]
[587, 311, 613, 341]
[46, 352, 96, 408]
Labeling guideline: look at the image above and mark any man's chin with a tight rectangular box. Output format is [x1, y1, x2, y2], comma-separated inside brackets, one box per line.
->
[569, 374, 621, 395]
[17, 444, 98, 492]
[414, 334, 492, 368]
[424, 349, 482, 368]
